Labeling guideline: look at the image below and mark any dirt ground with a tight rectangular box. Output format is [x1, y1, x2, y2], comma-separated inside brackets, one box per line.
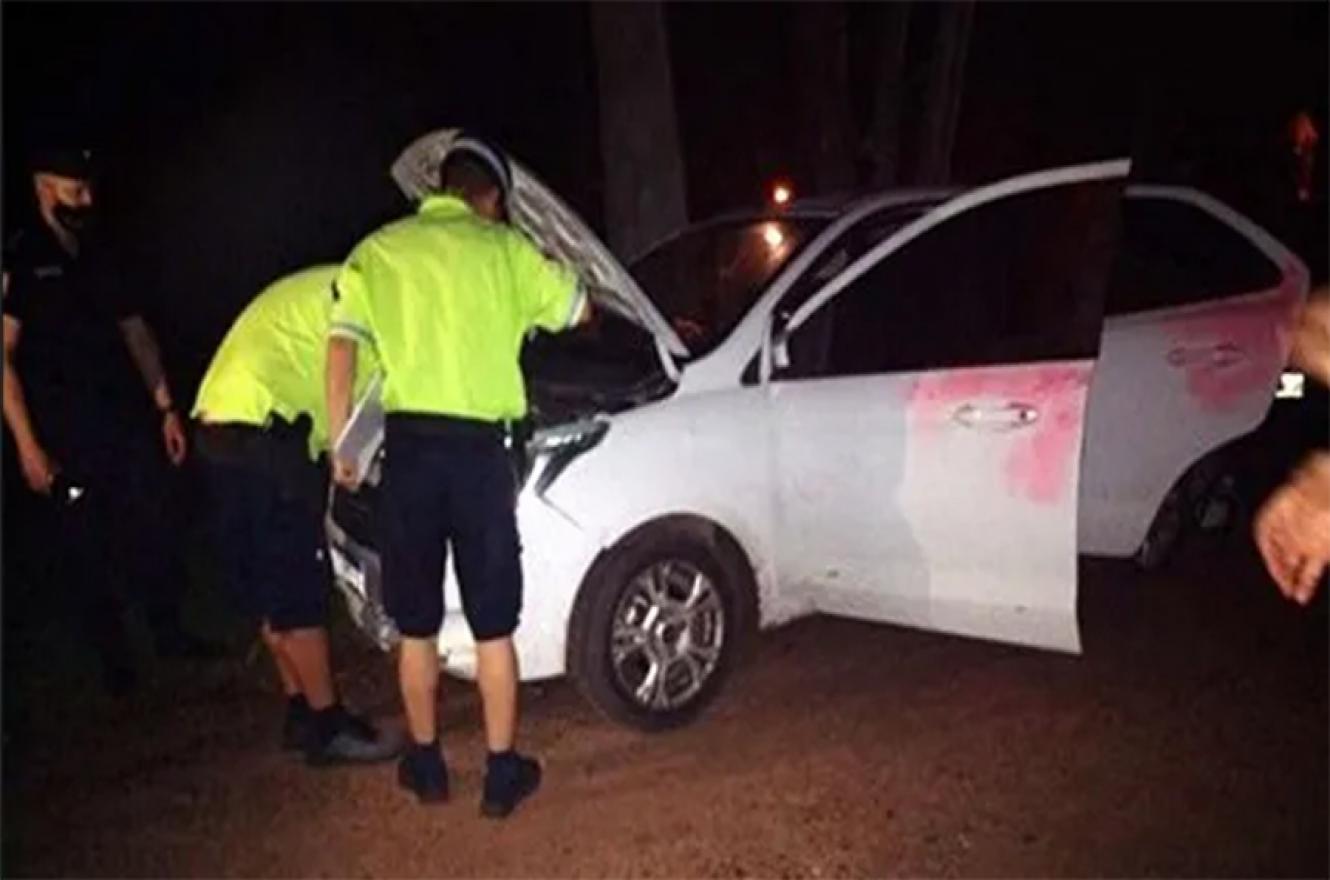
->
[3, 533, 1326, 878]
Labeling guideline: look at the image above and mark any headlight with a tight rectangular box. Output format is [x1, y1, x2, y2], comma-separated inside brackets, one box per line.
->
[524, 419, 609, 497]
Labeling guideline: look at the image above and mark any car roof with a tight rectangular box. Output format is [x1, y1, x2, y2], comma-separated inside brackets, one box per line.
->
[635, 182, 1231, 268]
[700, 187, 950, 224]
[629, 188, 960, 264]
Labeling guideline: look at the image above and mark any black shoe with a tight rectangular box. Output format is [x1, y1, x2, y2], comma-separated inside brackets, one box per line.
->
[281, 696, 313, 752]
[481, 752, 542, 819]
[397, 743, 450, 804]
[305, 707, 403, 767]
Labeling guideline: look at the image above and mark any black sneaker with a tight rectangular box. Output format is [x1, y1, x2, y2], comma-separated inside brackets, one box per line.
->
[397, 743, 450, 804]
[281, 697, 313, 752]
[305, 707, 403, 767]
[481, 752, 542, 819]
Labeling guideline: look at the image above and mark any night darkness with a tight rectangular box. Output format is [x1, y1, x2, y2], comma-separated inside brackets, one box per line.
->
[4, 2, 1325, 393]
[2, 4, 1329, 875]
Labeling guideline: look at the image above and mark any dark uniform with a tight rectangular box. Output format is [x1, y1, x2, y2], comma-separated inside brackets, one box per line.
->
[3, 220, 190, 687]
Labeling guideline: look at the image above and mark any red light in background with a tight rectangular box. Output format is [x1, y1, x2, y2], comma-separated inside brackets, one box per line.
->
[1289, 111, 1320, 203]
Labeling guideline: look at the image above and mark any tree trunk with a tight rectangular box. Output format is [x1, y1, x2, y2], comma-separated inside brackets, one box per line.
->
[912, 1, 974, 185]
[867, 2, 912, 188]
[789, 2, 856, 195]
[590, 2, 688, 259]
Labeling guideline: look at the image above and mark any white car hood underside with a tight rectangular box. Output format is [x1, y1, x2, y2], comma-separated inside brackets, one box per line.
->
[391, 129, 688, 363]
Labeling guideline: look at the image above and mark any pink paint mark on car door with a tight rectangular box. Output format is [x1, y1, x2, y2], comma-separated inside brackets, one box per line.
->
[909, 364, 1092, 504]
[1163, 278, 1304, 413]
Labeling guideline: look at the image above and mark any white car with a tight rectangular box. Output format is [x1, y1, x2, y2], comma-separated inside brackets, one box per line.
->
[327, 130, 1307, 730]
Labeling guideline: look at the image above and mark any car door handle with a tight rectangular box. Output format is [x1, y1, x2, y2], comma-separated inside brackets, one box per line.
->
[952, 403, 1039, 431]
[1167, 343, 1246, 368]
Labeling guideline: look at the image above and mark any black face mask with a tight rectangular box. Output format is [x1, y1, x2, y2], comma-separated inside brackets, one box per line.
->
[53, 203, 94, 233]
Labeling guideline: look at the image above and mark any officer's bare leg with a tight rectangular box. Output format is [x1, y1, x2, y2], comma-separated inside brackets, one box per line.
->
[260, 621, 301, 697]
[400, 636, 441, 745]
[475, 637, 518, 752]
[282, 627, 337, 710]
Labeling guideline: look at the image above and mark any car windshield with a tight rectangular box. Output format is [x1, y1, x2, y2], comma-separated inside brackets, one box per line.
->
[629, 217, 830, 355]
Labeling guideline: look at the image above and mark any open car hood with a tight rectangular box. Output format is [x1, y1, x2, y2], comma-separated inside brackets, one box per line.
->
[391, 129, 689, 369]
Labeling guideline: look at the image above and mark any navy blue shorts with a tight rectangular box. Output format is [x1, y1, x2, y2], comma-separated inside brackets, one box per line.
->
[197, 423, 329, 632]
[380, 415, 523, 641]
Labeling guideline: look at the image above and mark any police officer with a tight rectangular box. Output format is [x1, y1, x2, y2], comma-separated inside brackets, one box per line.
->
[193, 265, 401, 764]
[326, 135, 589, 817]
[2, 143, 214, 694]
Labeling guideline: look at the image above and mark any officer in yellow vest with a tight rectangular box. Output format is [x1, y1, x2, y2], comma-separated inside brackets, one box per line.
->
[194, 266, 400, 766]
[326, 135, 588, 817]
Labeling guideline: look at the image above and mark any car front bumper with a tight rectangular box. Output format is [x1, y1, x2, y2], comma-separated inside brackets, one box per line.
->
[326, 483, 602, 681]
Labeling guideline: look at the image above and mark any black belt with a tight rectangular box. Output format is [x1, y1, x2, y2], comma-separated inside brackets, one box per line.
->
[195, 416, 323, 510]
[196, 413, 313, 453]
[194, 421, 271, 462]
[384, 413, 533, 491]
[386, 412, 512, 442]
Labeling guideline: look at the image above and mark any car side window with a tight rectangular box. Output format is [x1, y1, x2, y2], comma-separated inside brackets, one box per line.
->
[1106, 198, 1282, 316]
[777, 204, 931, 320]
[780, 183, 1122, 379]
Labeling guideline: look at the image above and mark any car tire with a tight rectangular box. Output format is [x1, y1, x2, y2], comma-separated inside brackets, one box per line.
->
[1135, 482, 1186, 571]
[567, 522, 754, 732]
[1135, 452, 1243, 571]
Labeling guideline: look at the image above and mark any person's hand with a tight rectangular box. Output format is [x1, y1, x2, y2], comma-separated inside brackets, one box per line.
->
[1287, 292, 1329, 387]
[331, 455, 360, 491]
[18, 441, 58, 495]
[162, 410, 188, 466]
[1254, 453, 1330, 605]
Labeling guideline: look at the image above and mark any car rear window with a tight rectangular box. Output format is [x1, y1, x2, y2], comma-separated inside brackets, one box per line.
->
[1106, 197, 1283, 316]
